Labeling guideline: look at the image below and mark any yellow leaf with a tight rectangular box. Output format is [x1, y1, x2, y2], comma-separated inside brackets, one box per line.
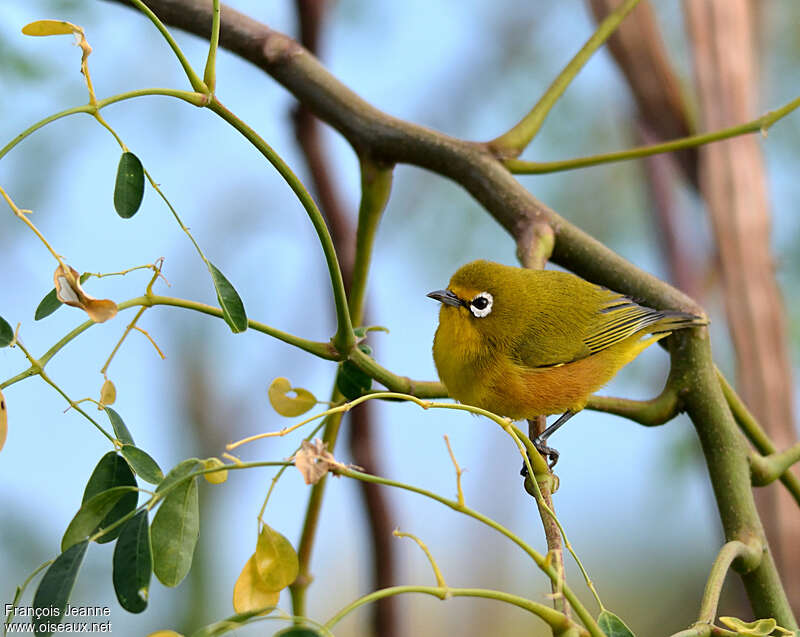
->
[267, 377, 316, 417]
[100, 379, 116, 407]
[202, 457, 228, 484]
[255, 524, 299, 591]
[146, 632, 184, 637]
[54, 264, 117, 323]
[233, 553, 279, 614]
[0, 389, 7, 453]
[22, 20, 80, 36]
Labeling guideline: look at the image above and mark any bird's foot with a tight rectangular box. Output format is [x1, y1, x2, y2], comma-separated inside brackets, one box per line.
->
[519, 439, 559, 476]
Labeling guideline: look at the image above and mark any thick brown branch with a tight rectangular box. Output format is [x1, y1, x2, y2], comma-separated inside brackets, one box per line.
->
[103, 0, 702, 317]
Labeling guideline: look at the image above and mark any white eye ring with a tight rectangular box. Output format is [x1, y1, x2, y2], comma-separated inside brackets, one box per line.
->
[469, 291, 493, 318]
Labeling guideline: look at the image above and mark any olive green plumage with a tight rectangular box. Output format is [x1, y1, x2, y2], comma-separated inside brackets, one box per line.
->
[429, 260, 707, 420]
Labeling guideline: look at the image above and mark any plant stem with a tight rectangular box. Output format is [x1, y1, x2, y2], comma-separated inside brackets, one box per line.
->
[203, 0, 221, 93]
[126, 0, 208, 92]
[489, 0, 641, 155]
[340, 468, 604, 637]
[206, 97, 354, 355]
[504, 95, 800, 173]
[697, 540, 760, 624]
[717, 368, 800, 504]
[324, 585, 580, 634]
[585, 383, 679, 426]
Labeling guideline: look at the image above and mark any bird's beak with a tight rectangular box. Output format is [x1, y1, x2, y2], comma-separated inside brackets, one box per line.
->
[427, 289, 464, 308]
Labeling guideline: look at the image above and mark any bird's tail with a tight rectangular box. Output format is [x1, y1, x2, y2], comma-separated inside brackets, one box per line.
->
[651, 310, 709, 334]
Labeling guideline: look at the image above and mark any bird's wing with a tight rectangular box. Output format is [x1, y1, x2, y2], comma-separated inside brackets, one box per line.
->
[515, 284, 667, 368]
[582, 294, 668, 354]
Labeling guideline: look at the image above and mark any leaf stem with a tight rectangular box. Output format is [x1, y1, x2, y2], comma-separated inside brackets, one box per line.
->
[697, 540, 761, 624]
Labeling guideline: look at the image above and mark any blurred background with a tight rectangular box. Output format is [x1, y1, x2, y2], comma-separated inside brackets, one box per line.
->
[1, 1, 798, 635]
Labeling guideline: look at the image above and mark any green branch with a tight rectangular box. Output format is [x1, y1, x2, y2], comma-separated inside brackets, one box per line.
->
[324, 585, 581, 635]
[125, 0, 208, 92]
[697, 540, 762, 625]
[348, 345, 446, 398]
[489, 0, 641, 155]
[749, 443, 800, 488]
[504, 95, 800, 174]
[339, 467, 603, 637]
[203, 0, 221, 92]
[0, 88, 206, 163]
[349, 158, 393, 324]
[0, 294, 336, 392]
[586, 383, 679, 426]
[717, 368, 800, 506]
[206, 98, 354, 354]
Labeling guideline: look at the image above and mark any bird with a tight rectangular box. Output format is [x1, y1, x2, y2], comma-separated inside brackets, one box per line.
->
[427, 260, 707, 466]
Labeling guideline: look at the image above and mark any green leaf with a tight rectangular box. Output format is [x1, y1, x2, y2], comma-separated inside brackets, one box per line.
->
[207, 262, 247, 333]
[719, 617, 778, 636]
[114, 151, 145, 218]
[268, 377, 317, 417]
[104, 406, 135, 445]
[79, 452, 139, 544]
[34, 274, 91, 321]
[255, 524, 299, 591]
[0, 315, 13, 347]
[113, 510, 152, 614]
[121, 444, 164, 484]
[156, 458, 202, 493]
[32, 540, 88, 637]
[598, 610, 636, 637]
[62, 485, 138, 551]
[272, 628, 324, 637]
[336, 345, 373, 400]
[151, 475, 199, 586]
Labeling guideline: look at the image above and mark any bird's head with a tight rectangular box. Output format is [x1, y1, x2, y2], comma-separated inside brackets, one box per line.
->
[427, 260, 520, 342]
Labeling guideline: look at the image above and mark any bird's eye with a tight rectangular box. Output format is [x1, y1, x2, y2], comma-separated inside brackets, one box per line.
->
[469, 292, 493, 318]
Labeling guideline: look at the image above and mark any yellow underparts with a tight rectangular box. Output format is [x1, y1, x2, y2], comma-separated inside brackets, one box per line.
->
[442, 332, 669, 419]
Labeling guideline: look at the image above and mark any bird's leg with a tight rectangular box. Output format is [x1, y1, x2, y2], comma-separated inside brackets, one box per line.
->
[532, 410, 575, 469]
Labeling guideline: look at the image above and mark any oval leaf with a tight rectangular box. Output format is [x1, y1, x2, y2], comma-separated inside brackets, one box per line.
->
[0, 315, 13, 347]
[32, 540, 88, 637]
[80, 452, 139, 544]
[0, 389, 6, 453]
[598, 610, 636, 637]
[62, 485, 138, 551]
[151, 475, 199, 587]
[34, 274, 90, 321]
[22, 20, 78, 36]
[156, 458, 201, 493]
[268, 377, 316, 418]
[202, 457, 228, 484]
[113, 510, 152, 613]
[105, 406, 134, 446]
[121, 445, 164, 485]
[335, 360, 372, 400]
[255, 524, 299, 592]
[233, 553, 279, 615]
[100, 379, 116, 406]
[208, 262, 247, 333]
[114, 152, 145, 218]
[34, 287, 62, 320]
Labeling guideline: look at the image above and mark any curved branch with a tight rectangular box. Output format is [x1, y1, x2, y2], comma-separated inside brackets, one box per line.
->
[101, 0, 702, 317]
[586, 383, 679, 426]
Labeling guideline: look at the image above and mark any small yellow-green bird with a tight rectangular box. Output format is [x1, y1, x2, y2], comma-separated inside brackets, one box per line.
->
[428, 260, 707, 462]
